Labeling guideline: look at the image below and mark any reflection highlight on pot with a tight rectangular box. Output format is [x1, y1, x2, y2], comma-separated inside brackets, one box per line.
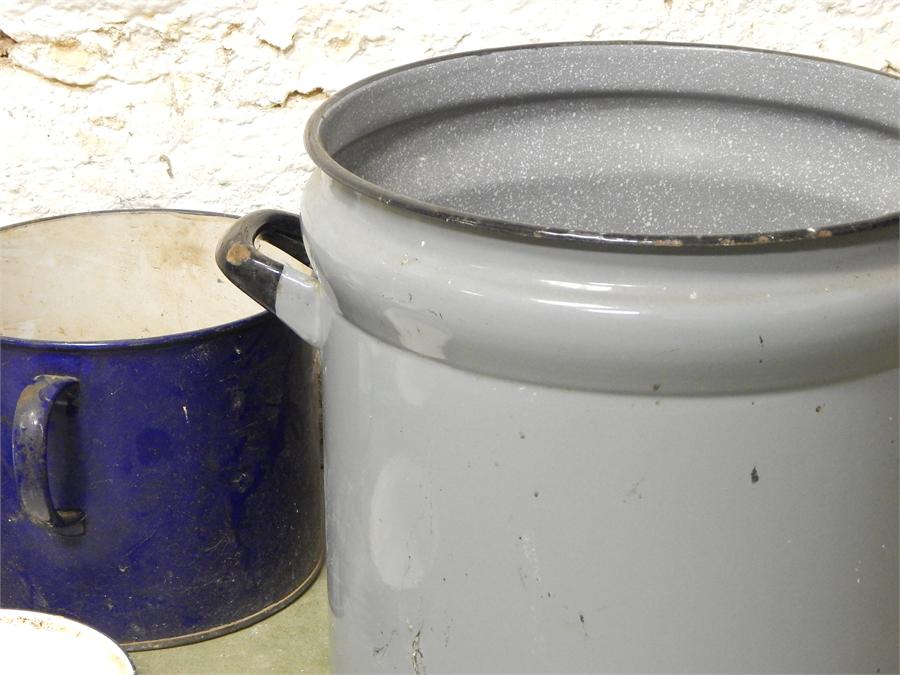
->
[538, 279, 639, 292]
[369, 456, 438, 591]
[530, 298, 641, 316]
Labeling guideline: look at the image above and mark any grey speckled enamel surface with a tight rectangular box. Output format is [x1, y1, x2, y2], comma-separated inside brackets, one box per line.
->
[308, 42, 899, 243]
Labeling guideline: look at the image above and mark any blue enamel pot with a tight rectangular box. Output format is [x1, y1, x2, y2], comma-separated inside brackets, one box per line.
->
[0, 210, 323, 650]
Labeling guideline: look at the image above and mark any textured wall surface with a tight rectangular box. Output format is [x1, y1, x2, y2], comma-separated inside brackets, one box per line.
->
[1, 0, 898, 223]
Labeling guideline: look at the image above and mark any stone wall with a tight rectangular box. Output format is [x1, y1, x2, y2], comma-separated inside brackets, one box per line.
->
[2, 0, 897, 223]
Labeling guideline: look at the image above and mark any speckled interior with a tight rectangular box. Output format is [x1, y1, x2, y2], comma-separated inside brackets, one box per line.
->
[314, 43, 899, 238]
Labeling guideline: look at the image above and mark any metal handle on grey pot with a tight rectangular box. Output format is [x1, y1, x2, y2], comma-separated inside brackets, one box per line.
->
[12, 375, 85, 536]
[215, 209, 309, 313]
[216, 210, 325, 347]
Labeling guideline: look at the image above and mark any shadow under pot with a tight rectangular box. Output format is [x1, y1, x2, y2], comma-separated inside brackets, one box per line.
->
[0, 210, 323, 650]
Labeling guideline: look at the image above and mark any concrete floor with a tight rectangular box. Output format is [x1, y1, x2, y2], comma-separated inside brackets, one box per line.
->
[130, 574, 329, 674]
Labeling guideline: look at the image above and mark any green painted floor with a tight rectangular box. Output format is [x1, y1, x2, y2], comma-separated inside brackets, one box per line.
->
[130, 574, 329, 675]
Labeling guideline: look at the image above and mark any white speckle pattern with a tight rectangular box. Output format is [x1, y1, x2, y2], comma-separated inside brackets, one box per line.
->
[325, 44, 899, 238]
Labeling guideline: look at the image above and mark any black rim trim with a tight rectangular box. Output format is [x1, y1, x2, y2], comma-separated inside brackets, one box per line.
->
[304, 40, 900, 251]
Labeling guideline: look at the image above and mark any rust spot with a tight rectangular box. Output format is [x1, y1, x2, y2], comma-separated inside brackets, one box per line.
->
[654, 238, 683, 247]
[151, 223, 205, 268]
[225, 243, 252, 265]
[17, 383, 41, 407]
[816, 229, 833, 238]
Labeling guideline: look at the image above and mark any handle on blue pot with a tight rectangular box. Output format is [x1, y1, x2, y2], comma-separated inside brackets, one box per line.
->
[12, 375, 85, 536]
[216, 210, 325, 347]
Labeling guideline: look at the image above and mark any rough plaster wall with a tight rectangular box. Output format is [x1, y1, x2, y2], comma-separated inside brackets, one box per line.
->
[1, 0, 897, 224]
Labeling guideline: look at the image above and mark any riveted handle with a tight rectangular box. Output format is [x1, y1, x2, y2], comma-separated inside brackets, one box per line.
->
[217, 210, 326, 347]
[215, 209, 309, 314]
[12, 375, 85, 536]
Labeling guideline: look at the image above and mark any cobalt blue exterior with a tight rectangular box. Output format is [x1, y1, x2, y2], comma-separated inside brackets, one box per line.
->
[0, 315, 324, 649]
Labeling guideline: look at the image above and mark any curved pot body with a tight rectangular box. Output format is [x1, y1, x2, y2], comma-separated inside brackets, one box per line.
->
[299, 178, 898, 674]
[1, 211, 324, 649]
[219, 43, 899, 672]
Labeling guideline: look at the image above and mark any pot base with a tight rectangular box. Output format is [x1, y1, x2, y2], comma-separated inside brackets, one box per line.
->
[122, 554, 324, 651]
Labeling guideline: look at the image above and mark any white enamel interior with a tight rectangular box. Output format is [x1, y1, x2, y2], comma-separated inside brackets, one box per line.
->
[0, 609, 133, 675]
[1, 211, 264, 342]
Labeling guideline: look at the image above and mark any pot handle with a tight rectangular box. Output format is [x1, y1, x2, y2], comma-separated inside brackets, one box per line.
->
[216, 210, 325, 347]
[12, 375, 86, 537]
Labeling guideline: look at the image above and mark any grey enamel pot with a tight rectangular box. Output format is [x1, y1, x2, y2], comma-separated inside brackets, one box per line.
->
[218, 43, 899, 673]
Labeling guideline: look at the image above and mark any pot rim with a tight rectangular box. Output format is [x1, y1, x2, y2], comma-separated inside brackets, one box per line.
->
[304, 40, 900, 251]
[1, 208, 269, 350]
